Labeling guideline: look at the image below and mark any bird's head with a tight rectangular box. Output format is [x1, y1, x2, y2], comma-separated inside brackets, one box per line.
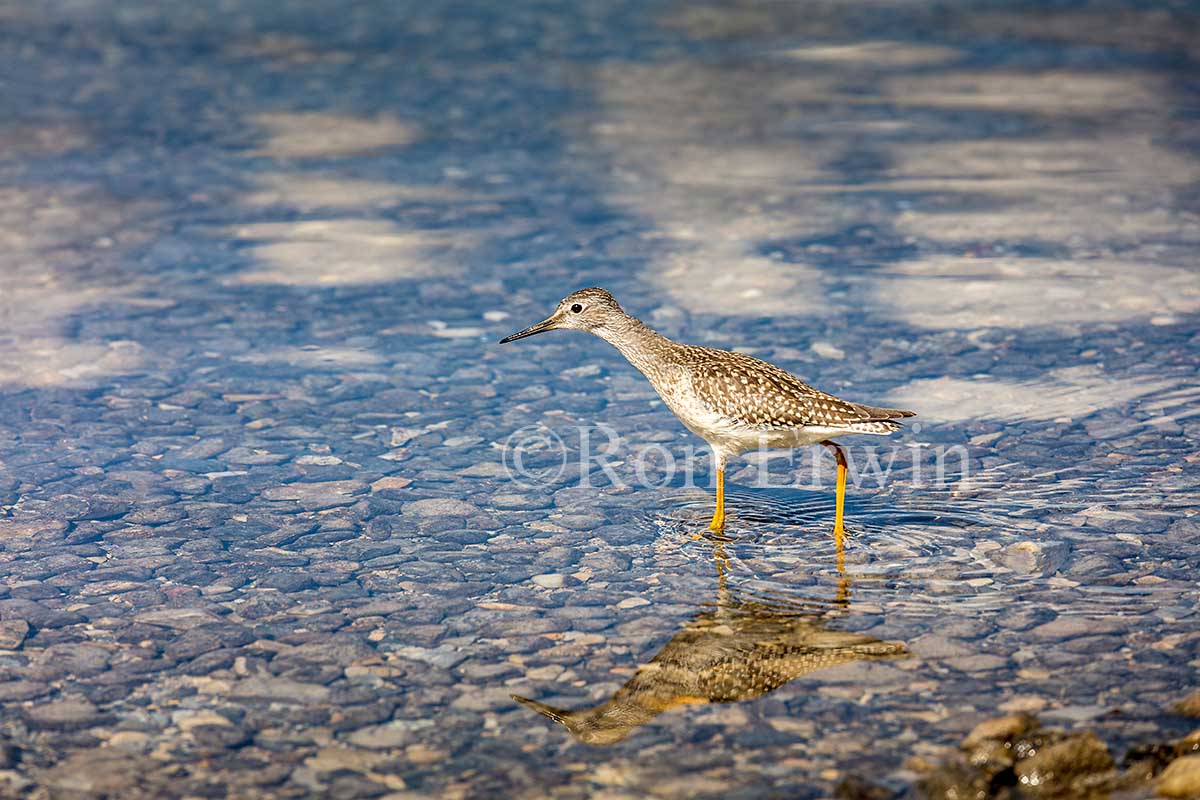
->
[498, 287, 624, 343]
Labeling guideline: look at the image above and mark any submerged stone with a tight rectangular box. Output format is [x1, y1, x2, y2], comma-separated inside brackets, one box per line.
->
[0, 620, 29, 650]
[1157, 755, 1200, 799]
[1013, 731, 1114, 797]
[1172, 690, 1200, 719]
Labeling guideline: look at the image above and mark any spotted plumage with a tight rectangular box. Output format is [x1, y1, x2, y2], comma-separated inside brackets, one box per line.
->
[500, 287, 916, 531]
[683, 346, 912, 433]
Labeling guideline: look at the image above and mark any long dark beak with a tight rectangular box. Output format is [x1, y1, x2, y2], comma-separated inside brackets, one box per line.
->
[498, 316, 557, 344]
[511, 694, 571, 725]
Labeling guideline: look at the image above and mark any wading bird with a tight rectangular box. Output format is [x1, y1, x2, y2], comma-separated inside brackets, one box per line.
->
[500, 288, 914, 538]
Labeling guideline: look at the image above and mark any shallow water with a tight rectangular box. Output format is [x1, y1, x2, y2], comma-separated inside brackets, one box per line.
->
[1, 0, 1199, 797]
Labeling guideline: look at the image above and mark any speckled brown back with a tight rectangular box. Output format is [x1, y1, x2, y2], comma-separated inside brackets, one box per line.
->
[682, 346, 914, 430]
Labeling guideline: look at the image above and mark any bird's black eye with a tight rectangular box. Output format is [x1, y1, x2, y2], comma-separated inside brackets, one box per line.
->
[570, 303, 583, 313]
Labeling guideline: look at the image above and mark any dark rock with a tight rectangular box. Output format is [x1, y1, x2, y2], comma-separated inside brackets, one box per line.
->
[326, 774, 390, 799]
[293, 529, 360, 549]
[60, 495, 131, 521]
[0, 598, 84, 629]
[124, 505, 187, 525]
[835, 775, 896, 800]
[581, 550, 632, 572]
[165, 623, 255, 661]
[1122, 742, 1177, 781]
[179, 648, 239, 675]
[10, 582, 67, 600]
[916, 760, 994, 800]
[439, 529, 491, 545]
[29, 643, 112, 679]
[258, 571, 318, 592]
[0, 681, 51, 701]
[330, 702, 398, 733]
[241, 523, 314, 548]
[1167, 518, 1200, 543]
[192, 723, 253, 750]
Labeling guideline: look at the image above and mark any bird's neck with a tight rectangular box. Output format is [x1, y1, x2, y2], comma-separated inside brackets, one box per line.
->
[593, 313, 677, 378]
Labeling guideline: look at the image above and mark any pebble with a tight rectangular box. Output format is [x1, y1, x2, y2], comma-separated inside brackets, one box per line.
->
[176, 711, 234, 732]
[371, 476, 412, 492]
[810, 341, 845, 360]
[962, 713, 1039, 749]
[134, 607, 222, 630]
[944, 654, 1009, 673]
[1027, 615, 1126, 640]
[38, 748, 140, 795]
[998, 539, 1069, 575]
[1042, 704, 1107, 724]
[404, 498, 480, 517]
[228, 676, 331, 704]
[105, 731, 151, 751]
[554, 513, 606, 530]
[1172, 690, 1200, 718]
[998, 696, 1048, 714]
[449, 686, 515, 711]
[262, 480, 368, 509]
[0, 682, 50, 702]
[1014, 732, 1114, 795]
[387, 645, 466, 670]
[1158, 755, 1200, 798]
[0, 621, 29, 650]
[561, 363, 602, 378]
[531, 573, 565, 589]
[346, 723, 418, 749]
[25, 699, 104, 730]
[30, 643, 112, 679]
[2, 4, 1198, 798]
[910, 634, 974, 660]
[0, 743, 20, 769]
[491, 493, 549, 509]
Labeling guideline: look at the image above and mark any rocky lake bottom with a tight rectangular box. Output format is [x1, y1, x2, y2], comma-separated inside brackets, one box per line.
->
[1, 0, 1199, 797]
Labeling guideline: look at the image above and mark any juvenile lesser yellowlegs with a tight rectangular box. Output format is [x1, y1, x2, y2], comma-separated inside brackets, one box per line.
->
[499, 288, 915, 538]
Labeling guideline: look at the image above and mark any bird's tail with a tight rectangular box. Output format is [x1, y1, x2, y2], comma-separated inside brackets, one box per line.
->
[846, 404, 915, 435]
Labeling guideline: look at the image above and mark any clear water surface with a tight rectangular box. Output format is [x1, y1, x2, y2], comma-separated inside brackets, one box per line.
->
[0, 0, 1198, 797]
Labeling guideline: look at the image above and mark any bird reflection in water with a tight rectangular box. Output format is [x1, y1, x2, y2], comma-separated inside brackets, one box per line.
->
[512, 538, 907, 745]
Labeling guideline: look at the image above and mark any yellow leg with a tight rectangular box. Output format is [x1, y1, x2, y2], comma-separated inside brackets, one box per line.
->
[821, 441, 847, 547]
[708, 468, 725, 531]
